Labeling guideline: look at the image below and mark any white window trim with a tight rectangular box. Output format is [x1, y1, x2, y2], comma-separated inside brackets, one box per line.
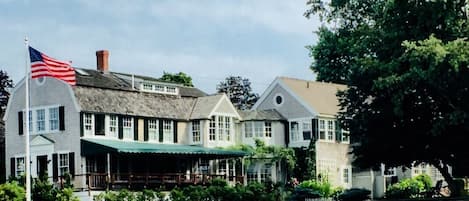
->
[14, 155, 26, 177]
[162, 120, 173, 143]
[341, 129, 350, 144]
[58, 152, 70, 176]
[148, 119, 159, 142]
[23, 105, 62, 135]
[273, 93, 284, 107]
[289, 118, 313, 142]
[341, 165, 352, 187]
[244, 121, 273, 139]
[122, 117, 133, 140]
[105, 115, 119, 139]
[191, 120, 201, 144]
[318, 118, 336, 142]
[381, 164, 397, 177]
[209, 115, 233, 142]
[83, 113, 95, 136]
[140, 82, 179, 95]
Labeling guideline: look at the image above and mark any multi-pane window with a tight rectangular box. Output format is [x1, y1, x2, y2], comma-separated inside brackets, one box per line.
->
[265, 122, 272, 138]
[327, 120, 334, 141]
[155, 85, 165, 92]
[142, 83, 153, 91]
[247, 165, 257, 183]
[302, 122, 312, 140]
[166, 86, 177, 93]
[199, 159, 209, 174]
[290, 122, 299, 141]
[254, 122, 264, 137]
[319, 120, 326, 140]
[163, 120, 173, 143]
[192, 120, 201, 143]
[28, 111, 33, 132]
[58, 153, 69, 176]
[218, 116, 224, 141]
[122, 117, 133, 140]
[245, 122, 253, 138]
[209, 117, 216, 141]
[36, 109, 45, 131]
[260, 163, 272, 183]
[84, 113, 93, 136]
[343, 167, 351, 184]
[342, 129, 350, 143]
[318, 159, 336, 182]
[109, 115, 118, 138]
[49, 107, 59, 131]
[225, 117, 231, 141]
[148, 119, 158, 141]
[16, 157, 25, 177]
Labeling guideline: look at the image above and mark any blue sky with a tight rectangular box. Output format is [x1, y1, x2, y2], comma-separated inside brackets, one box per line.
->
[1, 0, 320, 94]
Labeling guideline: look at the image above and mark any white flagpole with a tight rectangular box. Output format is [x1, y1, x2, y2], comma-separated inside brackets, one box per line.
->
[24, 37, 31, 201]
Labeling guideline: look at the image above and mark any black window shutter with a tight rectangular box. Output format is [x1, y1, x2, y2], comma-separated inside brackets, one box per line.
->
[118, 115, 123, 139]
[18, 111, 23, 135]
[134, 117, 139, 141]
[59, 106, 65, 131]
[69, 152, 75, 178]
[159, 120, 163, 142]
[143, 118, 149, 141]
[335, 120, 341, 142]
[173, 121, 178, 143]
[10, 158, 15, 177]
[312, 119, 318, 141]
[284, 120, 289, 147]
[95, 114, 105, 136]
[52, 153, 58, 181]
[79, 113, 84, 137]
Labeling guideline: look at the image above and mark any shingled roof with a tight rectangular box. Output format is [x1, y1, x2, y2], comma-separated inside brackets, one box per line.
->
[190, 94, 224, 119]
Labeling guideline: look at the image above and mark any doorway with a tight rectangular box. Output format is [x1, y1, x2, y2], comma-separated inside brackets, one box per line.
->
[37, 155, 48, 178]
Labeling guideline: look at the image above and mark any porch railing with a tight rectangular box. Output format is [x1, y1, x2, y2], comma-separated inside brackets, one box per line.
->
[87, 173, 244, 189]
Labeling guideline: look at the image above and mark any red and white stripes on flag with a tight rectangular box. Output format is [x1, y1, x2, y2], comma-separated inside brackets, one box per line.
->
[29, 46, 76, 85]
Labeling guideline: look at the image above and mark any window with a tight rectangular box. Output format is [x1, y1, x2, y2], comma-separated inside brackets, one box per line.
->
[199, 159, 209, 174]
[28, 110, 33, 132]
[163, 120, 173, 143]
[254, 121, 264, 137]
[319, 120, 325, 140]
[273, 93, 284, 106]
[155, 85, 165, 92]
[218, 116, 224, 141]
[290, 122, 299, 141]
[260, 163, 272, 183]
[58, 153, 69, 176]
[166, 86, 177, 93]
[302, 122, 312, 140]
[225, 117, 231, 141]
[265, 122, 272, 138]
[142, 83, 153, 91]
[247, 165, 257, 183]
[381, 164, 397, 177]
[122, 117, 133, 140]
[327, 120, 334, 141]
[209, 117, 216, 141]
[84, 113, 93, 136]
[192, 120, 200, 143]
[109, 115, 118, 138]
[36, 109, 45, 132]
[318, 159, 336, 182]
[16, 157, 25, 177]
[148, 119, 158, 141]
[218, 160, 227, 175]
[49, 107, 59, 131]
[343, 167, 351, 184]
[245, 122, 253, 138]
[342, 129, 350, 143]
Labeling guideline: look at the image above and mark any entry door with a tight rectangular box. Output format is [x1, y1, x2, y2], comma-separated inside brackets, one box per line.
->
[37, 155, 48, 178]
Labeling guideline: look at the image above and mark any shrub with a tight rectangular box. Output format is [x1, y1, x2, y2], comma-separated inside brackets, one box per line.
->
[386, 174, 432, 199]
[0, 181, 25, 201]
[288, 187, 321, 201]
[337, 188, 371, 201]
[297, 179, 342, 198]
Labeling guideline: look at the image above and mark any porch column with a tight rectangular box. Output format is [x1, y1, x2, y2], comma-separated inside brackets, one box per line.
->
[106, 153, 111, 181]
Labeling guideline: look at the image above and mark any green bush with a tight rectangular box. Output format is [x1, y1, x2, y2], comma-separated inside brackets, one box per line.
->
[0, 181, 25, 201]
[297, 179, 342, 198]
[386, 174, 432, 199]
[337, 188, 371, 201]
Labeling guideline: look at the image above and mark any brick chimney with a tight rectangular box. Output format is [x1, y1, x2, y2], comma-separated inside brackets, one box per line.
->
[96, 50, 109, 73]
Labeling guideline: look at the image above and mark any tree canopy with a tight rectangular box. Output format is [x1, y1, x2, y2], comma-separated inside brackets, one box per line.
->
[307, 0, 469, 195]
[216, 76, 259, 110]
[0, 70, 13, 115]
[159, 71, 194, 87]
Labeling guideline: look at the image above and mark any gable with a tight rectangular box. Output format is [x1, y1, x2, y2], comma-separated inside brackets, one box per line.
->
[31, 135, 54, 146]
[211, 95, 240, 118]
[255, 82, 315, 119]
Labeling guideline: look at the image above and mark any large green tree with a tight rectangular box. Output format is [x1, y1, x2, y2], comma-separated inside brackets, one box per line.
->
[307, 0, 469, 195]
[217, 76, 259, 110]
[159, 71, 194, 87]
[0, 70, 13, 115]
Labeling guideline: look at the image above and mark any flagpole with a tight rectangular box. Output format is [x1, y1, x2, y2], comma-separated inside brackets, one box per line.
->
[24, 37, 31, 201]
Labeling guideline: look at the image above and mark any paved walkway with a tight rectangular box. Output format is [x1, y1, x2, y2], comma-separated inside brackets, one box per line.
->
[74, 190, 103, 201]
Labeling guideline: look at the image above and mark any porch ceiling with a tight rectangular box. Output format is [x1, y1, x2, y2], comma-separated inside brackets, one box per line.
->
[81, 138, 246, 158]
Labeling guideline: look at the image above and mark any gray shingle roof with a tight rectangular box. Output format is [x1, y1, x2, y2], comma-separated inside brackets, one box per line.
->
[73, 86, 196, 120]
[238, 109, 285, 121]
[190, 94, 224, 119]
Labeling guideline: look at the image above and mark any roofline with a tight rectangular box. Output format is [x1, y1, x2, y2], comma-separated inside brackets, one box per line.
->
[208, 94, 241, 119]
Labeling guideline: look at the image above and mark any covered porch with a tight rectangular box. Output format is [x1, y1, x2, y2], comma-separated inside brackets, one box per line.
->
[81, 138, 246, 190]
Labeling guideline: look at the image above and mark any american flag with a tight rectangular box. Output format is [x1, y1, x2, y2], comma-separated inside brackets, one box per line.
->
[29, 46, 76, 85]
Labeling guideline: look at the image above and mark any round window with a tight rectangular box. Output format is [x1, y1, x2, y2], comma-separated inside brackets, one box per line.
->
[35, 77, 45, 85]
[273, 93, 284, 106]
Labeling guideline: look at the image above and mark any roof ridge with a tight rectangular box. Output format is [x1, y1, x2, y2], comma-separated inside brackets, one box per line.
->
[279, 76, 346, 87]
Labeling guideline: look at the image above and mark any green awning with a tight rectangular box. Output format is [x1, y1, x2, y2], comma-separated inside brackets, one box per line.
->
[81, 138, 246, 158]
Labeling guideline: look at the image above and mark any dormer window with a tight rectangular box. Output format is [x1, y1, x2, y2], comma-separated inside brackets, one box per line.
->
[140, 82, 179, 95]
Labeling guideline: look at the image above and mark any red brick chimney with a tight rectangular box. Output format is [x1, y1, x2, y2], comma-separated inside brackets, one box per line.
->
[96, 50, 109, 73]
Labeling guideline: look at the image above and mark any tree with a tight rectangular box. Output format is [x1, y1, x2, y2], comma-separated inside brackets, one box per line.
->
[306, 0, 469, 196]
[0, 70, 13, 115]
[159, 71, 194, 87]
[217, 76, 259, 110]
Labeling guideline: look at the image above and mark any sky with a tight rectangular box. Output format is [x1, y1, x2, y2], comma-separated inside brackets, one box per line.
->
[0, 0, 321, 94]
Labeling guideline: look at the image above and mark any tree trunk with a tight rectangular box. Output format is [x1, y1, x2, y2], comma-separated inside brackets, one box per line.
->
[432, 161, 458, 197]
